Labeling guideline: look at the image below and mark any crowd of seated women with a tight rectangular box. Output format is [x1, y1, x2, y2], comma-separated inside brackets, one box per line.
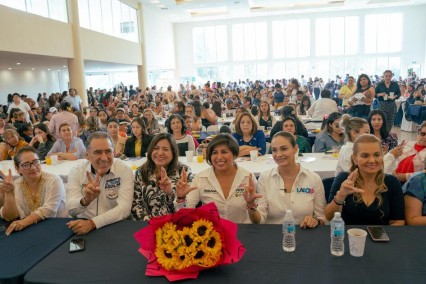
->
[0, 71, 425, 236]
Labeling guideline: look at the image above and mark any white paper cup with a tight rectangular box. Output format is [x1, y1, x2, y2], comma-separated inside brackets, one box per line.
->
[185, 151, 193, 163]
[347, 228, 367, 257]
[250, 150, 258, 161]
[51, 155, 59, 165]
[389, 92, 395, 99]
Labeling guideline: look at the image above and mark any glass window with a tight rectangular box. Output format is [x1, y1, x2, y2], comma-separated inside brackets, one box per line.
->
[232, 22, 267, 61]
[272, 62, 285, 79]
[273, 19, 310, 59]
[285, 20, 298, 58]
[89, 0, 102, 32]
[0, 0, 26, 11]
[389, 56, 401, 76]
[365, 13, 402, 54]
[78, 0, 90, 29]
[345, 16, 359, 55]
[272, 21, 285, 59]
[298, 19, 310, 57]
[315, 18, 329, 56]
[101, 0, 113, 36]
[330, 17, 344, 56]
[48, 0, 67, 22]
[193, 25, 228, 64]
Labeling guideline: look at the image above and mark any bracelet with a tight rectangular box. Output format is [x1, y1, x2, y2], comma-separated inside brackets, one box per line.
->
[176, 195, 186, 203]
[81, 196, 90, 207]
[89, 219, 97, 230]
[247, 203, 258, 212]
[333, 196, 345, 206]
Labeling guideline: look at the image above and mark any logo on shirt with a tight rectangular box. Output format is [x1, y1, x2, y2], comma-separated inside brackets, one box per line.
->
[105, 177, 121, 199]
[204, 189, 218, 194]
[296, 187, 315, 194]
[235, 187, 245, 197]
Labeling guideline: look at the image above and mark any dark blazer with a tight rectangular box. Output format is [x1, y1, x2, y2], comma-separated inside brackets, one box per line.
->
[124, 135, 153, 158]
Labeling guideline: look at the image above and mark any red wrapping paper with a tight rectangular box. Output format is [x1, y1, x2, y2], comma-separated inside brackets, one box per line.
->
[134, 202, 246, 281]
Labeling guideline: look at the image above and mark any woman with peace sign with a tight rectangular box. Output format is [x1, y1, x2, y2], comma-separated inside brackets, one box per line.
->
[244, 131, 326, 227]
[175, 134, 257, 224]
[0, 146, 66, 235]
[325, 134, 405, 225]
[131, 133, 194, 221]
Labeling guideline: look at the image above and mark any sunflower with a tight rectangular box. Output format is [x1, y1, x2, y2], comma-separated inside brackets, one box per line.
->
[204, 230, 222, 255]
[191, 219, 214, 242]
[161, 222, 177, 243]
[192, 246, 221, 268]
[155, 244, 179, 270]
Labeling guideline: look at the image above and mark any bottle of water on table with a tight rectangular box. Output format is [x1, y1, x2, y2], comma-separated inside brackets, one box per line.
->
[330, 212, 345, 256]
[282, 210, 296, 252]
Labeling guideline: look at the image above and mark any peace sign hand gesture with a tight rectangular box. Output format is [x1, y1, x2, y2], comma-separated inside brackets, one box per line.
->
[243, 173, 262, 206]
[338, 169, 364, 200]
[158, 167, 172, 195]
[84, 171, 101, 203]
[0, 169, 15, 193]
[176, 167, 197, 198]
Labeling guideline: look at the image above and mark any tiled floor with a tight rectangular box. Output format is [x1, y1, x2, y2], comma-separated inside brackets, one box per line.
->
[392, 126, 418, 142]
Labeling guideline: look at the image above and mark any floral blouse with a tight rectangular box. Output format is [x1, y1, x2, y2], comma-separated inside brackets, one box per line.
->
[131, 162, 194, 221]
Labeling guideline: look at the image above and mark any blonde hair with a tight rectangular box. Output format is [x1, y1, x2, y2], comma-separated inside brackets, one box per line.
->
[341, 114, 368, 143]
[349, 134, 387, 218]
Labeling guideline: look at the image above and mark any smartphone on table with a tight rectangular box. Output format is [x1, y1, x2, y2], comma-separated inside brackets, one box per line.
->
[367, 226, 390, 242]
[69, 238, 85, 253]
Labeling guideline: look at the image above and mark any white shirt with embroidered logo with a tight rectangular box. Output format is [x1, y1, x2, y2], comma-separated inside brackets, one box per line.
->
[257, 166, 327, 225]
[175, 166, 257, 224]
[66, 159, 134, 229]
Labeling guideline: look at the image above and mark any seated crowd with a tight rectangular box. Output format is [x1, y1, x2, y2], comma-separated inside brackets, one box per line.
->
[0, 71, 425, 236]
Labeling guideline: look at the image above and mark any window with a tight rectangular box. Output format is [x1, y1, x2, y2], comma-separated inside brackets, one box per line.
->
[192, 25, 228, 64]
[365, 13, 402, 53]
[315, 16, 359, 56]
[0, 0, 68, 22]
[272, 19, 310, 58]
[78, 0, 139, 42]
[232, 22, 267, 61]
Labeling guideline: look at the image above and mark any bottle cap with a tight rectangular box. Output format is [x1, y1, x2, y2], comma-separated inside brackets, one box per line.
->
[286, 210, 292, 214]
[334, 212, 341, 217]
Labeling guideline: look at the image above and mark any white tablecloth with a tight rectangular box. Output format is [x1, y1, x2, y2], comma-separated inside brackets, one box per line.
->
[0, 153, 337, 182]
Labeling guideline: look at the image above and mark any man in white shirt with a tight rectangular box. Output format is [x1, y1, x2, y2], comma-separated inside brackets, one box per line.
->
[66, 132, 134, 235]
[6, 93, 36, 123]
[307, 89, 338, 121]
[63, 88, 83, 111]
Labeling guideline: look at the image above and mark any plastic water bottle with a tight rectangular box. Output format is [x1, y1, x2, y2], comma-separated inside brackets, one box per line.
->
[330, 212, 345, 256]
[282, 210, 296, 252]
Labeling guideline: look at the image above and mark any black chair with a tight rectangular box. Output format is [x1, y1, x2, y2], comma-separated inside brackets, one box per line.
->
[322, 177, 335, 202]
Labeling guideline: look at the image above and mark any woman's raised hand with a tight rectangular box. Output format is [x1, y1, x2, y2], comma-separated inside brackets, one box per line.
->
[243, 173, 262, 205]
[338, 169, 364, 199]
[176, 167, 197, 198]
[158, 167, 172, 194]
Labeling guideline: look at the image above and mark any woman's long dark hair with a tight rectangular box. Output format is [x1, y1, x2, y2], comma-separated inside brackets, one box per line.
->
[368, 110, 389, 139]
[139, 133, 179, 184]
[32, 123, 56, 148]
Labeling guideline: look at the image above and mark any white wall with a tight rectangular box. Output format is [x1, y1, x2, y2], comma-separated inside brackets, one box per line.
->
[174, 5, 426, 80]
[0, 69, 69, 105]
[143, 5, 176, 69]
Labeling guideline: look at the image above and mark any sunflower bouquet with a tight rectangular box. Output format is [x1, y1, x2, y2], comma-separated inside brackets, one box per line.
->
[134, 202, 246, 282]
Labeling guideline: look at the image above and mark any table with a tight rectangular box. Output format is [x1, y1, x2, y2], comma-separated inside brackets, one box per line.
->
[24, 221, 426, 284]
[0, 154, 337, 182]
[407, 104, 426, 125]
[0, 218, 73, 284]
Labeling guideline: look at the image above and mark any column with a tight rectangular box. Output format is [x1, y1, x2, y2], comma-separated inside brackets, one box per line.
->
[67, 0, 87, 107]
[137, 2, 149, 90]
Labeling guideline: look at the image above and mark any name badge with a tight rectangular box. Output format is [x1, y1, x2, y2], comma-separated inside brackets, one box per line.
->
[234, 187, 245, 197]
[105, 178, 121, 199]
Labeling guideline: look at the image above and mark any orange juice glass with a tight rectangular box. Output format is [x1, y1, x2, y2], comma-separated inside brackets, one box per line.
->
[197, 155, 204, 163]
[45, 156, 52, 165]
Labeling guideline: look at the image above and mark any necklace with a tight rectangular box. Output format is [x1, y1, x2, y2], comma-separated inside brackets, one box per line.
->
[21, 173, 45, 212]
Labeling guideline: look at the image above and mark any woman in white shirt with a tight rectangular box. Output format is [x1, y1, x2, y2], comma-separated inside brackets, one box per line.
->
[176, 134, 256, 223]
[0, 146, 66, 235]
[335, 114, 400, 176]
[243, 131, 326, 227]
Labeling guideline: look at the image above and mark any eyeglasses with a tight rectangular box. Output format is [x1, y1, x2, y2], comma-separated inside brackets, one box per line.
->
[418, 131, 426, 137]
[20, 159, 41, 170]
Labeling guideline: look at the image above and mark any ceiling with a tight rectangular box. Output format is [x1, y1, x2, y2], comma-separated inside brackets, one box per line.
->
[140, 0, 426, 23]
[1, 0, 425, 75]
[0, 51, 137, 74]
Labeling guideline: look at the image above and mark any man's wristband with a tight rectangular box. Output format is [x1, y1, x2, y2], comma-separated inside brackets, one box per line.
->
[80, 196, 90, 207]
[89, 219, 97, 230]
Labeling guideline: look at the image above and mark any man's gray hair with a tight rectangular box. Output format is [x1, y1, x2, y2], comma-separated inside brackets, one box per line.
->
[85, 131, 114, 150]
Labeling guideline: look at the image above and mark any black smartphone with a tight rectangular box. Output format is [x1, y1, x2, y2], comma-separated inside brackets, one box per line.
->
[69, 238, 85, 253]
[367, 226, 390, 242]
